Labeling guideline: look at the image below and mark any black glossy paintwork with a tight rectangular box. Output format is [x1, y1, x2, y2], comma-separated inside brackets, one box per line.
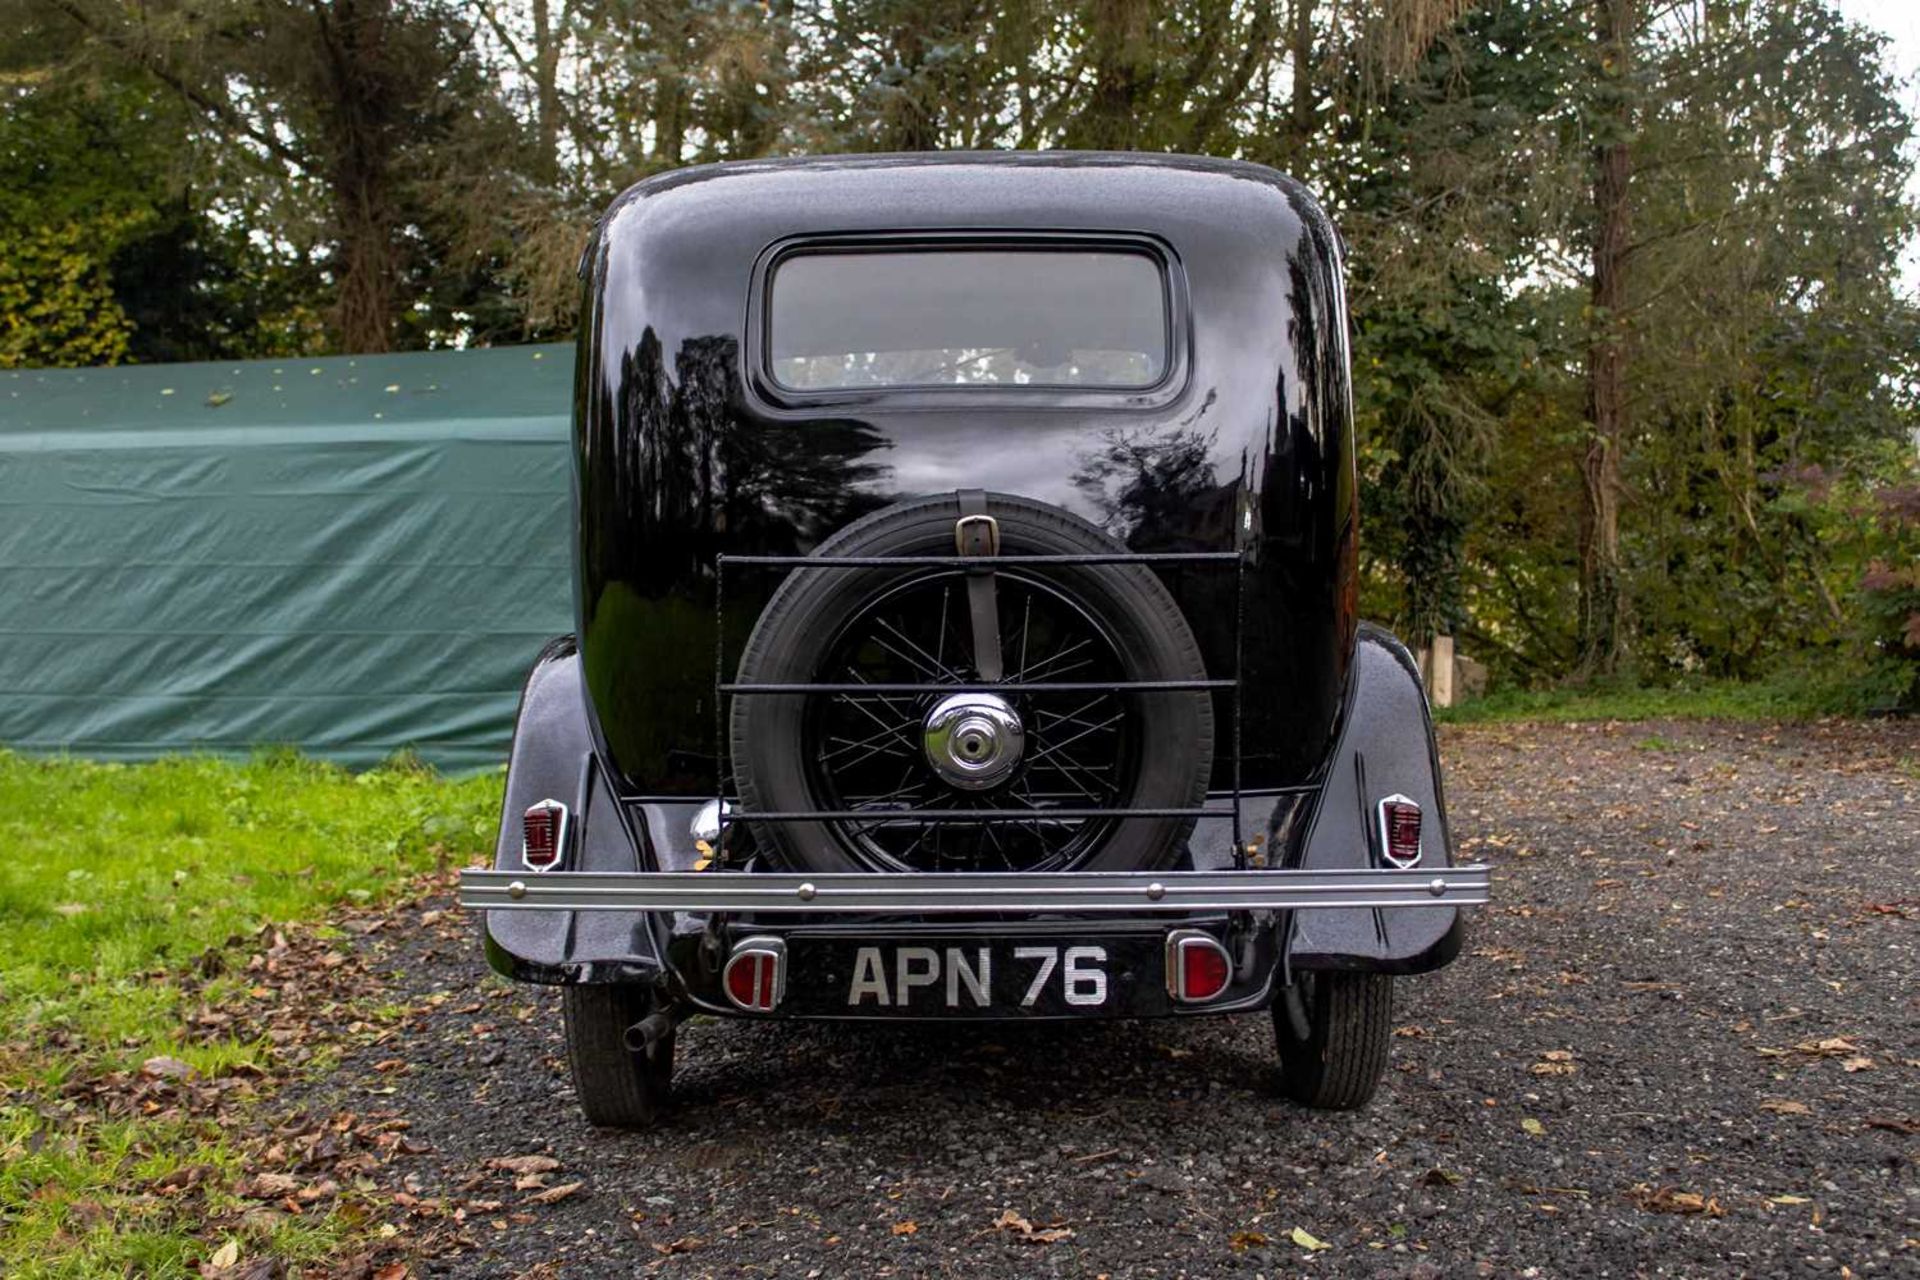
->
[1282, 624, 1463, 974]
[481, 626, 1464, 991]
[572, 152, 1358, 797]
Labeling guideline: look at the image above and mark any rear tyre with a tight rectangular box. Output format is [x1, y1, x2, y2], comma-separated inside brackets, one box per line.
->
[731, 491, 1213, 874]
[1273, 971, 1394, 1110]
[562, 985, 675, 1128]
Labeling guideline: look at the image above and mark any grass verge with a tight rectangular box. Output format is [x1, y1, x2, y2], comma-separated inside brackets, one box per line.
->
[0, 750, 501, 1278]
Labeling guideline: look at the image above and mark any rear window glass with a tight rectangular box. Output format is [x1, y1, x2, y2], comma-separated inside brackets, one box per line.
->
[766, 248, 1169, 391]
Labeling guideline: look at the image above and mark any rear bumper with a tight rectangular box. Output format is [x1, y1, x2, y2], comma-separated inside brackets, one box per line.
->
[458, 864, 1490, 914]
[460, 865, 1487, 1020]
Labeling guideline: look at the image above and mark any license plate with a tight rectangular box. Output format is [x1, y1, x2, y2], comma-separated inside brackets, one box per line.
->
[781, 934, 1164, 1017]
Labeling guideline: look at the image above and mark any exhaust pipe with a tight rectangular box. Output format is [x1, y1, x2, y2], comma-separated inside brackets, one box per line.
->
[622, 1009, 677, 1060]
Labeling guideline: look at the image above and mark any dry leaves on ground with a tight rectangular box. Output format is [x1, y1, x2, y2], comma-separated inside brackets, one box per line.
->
[992, 1209, 1073, 1244]
[1628, 1185, 1725, 1217]
[1290, 1227, 1332, 1251]
[1531, 1050, 1576, 1076]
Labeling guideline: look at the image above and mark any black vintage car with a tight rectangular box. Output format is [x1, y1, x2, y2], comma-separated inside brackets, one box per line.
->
[458, 152, 1488, 1126]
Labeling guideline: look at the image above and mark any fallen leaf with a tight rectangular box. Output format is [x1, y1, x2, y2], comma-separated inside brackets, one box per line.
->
[993, 1210, 1072, 1244]
[488, 1155, 560, 1176]
[1793, 1037, 1861, 1057]
[1865, 1115, 1919, 1135]
[210, 1241, 240, 1269]
[1421, 1167, 1463, 1187]
[1230, 1230, 1269, 1251]
[1768, 1195, 1811, 1206]
[1629, 1185, 1724, 1217]
[528, 1180, 583, 1205]
[891, 1220, 918, 1236]
[373, 1266, 408, 1280]
[1520, 1118, 1546, 1136]
[238, 1173, 301, 1199]
[143, 1055, 198, 1081]
[1759, 1100, 1811, 1115]
[1841, 1056, 1875, 1073]
[650, 1236, 700, 1255]
[1290, 1226, 1331, 1251]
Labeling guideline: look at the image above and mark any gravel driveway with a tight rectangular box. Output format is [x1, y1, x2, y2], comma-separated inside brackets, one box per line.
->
[305, 720, 1919, 1277]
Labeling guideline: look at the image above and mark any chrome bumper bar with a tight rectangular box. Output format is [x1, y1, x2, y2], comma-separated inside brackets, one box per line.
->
[457, 864, 1492, 914]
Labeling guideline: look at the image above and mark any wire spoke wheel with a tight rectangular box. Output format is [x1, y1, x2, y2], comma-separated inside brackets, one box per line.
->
[804, 570, 1138, 872]
[730, 492, 1213, 875]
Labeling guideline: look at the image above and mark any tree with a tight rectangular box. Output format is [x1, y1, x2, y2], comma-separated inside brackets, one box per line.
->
[1578, 0, 1635, 676]
[40, 0, 526, 353]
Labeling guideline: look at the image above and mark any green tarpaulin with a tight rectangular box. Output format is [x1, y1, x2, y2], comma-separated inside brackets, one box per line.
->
[1, 345, 575, 770]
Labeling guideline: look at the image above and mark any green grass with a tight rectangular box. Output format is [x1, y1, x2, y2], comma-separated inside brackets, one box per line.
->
[0, 750, 502, 1278]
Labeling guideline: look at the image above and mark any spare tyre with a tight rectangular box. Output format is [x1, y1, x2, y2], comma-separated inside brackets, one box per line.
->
[729, 491, 1213, 874]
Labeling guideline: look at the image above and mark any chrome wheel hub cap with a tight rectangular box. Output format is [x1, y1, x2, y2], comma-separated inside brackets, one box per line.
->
[923, 692, 1024, 790]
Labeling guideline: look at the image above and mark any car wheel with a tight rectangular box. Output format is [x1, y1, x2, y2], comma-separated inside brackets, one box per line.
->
[562, 985, 674, 1128]
[1272, 971, 1393, 1110]
[730, 490, 1213, 874]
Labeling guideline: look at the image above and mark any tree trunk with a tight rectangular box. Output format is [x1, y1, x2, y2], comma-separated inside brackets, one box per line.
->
[532, 0, 562, 182]
[1578, 0, 1634, 675]
[1065, 0, 1155, 150]
[315, 0, 401, 354]
[1288, 0, 1315, 163]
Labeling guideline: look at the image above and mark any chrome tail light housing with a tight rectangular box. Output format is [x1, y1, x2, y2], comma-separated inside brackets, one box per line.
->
[1377, 794, 1422, 868]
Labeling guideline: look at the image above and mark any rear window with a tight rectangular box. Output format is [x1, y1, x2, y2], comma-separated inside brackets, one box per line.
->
[766, 248, 1170, 391]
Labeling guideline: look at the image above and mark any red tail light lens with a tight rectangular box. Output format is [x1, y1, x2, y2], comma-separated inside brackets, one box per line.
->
[722, 938, 786, 1012]
[1378, 794, 1422, 868]
[521, 799, 569, 872]
[1166, 930, 1233, 1003]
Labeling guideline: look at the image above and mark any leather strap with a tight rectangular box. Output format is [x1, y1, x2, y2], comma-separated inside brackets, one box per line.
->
[954, 490, 1003, 682]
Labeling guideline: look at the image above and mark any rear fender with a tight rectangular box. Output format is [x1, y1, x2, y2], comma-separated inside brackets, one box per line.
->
[482, 638, 669, 983]
[1283, 623, 1465, 974]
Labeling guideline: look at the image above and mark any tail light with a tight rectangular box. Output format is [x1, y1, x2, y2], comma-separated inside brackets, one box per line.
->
[1377, 794, 1422, 868]
[521, 799, 569, 872]
[1166, 929, 1233, 1003]
[722, 937, 786, 1012]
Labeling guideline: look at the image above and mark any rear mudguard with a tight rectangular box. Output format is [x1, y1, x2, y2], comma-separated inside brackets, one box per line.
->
[481, 637, 670, 984]
[1281, 623, 1464, 974]
[481, 623, 1464, 987]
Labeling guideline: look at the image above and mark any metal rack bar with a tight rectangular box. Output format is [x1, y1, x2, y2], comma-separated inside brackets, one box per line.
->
[719, 807, 1225, 823]
[719, 552, 1241, 569]
[711, 540, 1254, 864]
[721, 679, 1234, 695]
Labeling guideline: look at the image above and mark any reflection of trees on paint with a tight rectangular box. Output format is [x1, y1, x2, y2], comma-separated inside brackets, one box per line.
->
[587, 329, 894, 604]
[579, 328, 897, 791]
[1070, 422, 1229, 547]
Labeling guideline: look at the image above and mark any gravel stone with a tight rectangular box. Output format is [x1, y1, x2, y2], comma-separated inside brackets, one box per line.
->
[293, 720, 1919, 1277]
